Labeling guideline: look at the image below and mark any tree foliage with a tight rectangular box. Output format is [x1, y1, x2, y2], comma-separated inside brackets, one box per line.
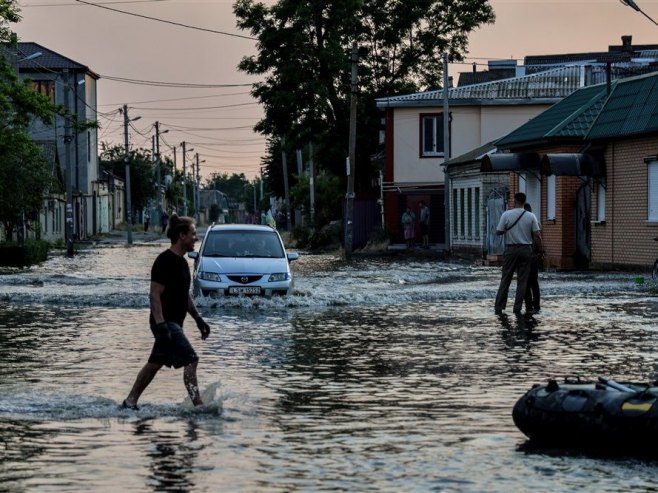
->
[206, 172, 251, 208]
[234, 0, 495, 225]
[99, 143, 157, 213]
[0, 2, 63, 240]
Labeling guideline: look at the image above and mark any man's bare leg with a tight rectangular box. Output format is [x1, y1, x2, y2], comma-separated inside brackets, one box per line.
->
[183, 361, 203, 406]
[123, 362, 162, 408]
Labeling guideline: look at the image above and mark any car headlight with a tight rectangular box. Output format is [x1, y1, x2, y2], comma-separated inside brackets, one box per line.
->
[199, 271, 220, 282]
[268, 272, 290, 282]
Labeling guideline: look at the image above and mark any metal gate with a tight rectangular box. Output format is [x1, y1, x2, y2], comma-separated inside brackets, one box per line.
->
[486, 188, 507, 256]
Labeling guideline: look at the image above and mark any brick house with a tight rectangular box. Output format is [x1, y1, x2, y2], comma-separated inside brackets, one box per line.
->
[489, 71, 658, 270]
[375, 65, 584, 249]
[379, 36, 658, 253]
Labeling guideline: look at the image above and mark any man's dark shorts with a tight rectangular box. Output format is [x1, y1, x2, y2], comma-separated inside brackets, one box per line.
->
[148, 322, 198, 369]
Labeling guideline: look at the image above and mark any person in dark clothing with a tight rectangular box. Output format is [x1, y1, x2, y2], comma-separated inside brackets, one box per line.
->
[122, 214, 211, 409]
[160, 211, 169, 234]
[524, 203, 541, 313]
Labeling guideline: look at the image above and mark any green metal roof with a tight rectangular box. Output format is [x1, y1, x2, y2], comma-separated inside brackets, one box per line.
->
[496, 84, 608, 149]
[587, 72, 658, 139]
[495, 71, 658, 148]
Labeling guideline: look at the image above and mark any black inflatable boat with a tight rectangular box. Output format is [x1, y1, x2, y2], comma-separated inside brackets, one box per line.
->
[513, 377, 658, 451]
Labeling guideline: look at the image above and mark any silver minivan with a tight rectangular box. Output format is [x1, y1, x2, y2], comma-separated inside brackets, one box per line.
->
[188, 224, 299, 297]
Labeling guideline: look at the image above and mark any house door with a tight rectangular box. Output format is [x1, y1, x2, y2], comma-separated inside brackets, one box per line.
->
[486, 188, 506, 256]
[574, 180, 591, 268]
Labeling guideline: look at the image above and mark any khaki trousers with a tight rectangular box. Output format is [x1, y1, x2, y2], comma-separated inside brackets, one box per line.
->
[495, 245, 532, 312]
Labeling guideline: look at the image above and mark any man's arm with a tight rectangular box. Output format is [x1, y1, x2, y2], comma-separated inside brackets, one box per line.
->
[187, 293, 202, 321]
[188, 294, 210, 340]
[533, 231, 545, 255]
[149, 281, 166, 324]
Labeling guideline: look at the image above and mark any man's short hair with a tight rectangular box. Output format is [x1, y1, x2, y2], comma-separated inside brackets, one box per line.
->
[514, 192, 527, 204]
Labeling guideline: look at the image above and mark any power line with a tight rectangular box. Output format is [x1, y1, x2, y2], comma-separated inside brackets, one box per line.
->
[165, 123, 255, 132]
[23, 0, 173, 6]
[133, 102, 258, 111]
[100, 74, 253, 88]
[73, 0, 257, 40]
[98, 90, 252, 106]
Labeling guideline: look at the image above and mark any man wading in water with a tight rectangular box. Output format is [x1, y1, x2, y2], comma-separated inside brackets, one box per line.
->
[122, 214, 211, 409]
[494, 192, 544, 316]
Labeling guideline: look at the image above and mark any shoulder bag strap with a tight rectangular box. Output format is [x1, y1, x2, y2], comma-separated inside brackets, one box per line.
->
[504, 210, 526, 232]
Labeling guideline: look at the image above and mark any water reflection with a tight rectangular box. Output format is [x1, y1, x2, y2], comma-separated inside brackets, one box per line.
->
[1, 247, 658, 491]
[133, 418, 201, 492]
[498, 313, 541, 350]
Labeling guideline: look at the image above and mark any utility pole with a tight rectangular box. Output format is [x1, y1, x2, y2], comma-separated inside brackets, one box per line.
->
[443, 52, 451, 252]
[344, 42, 358, 258]
[172, 145, 178, 213]
[194, 153, 199, 220]
[155, 121, 163, 215]
[65, 77, 75, 256]
[309, 142, 315, 225]
[281, 137, 292, 230]
[181, 141, 188, 216]
[123, 104, 134, 245]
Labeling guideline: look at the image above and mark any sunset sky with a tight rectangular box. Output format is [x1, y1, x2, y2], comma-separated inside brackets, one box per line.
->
[13, 0, 658, 181]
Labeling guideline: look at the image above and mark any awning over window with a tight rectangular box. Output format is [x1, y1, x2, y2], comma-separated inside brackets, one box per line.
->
[480, 152, 540, 172]
[540, 153, 605, 177]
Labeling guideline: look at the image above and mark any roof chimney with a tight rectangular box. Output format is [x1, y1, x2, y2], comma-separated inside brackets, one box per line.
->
[621, 35, 633, 52]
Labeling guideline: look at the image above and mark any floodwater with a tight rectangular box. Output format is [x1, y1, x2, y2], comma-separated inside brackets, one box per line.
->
[1, 239, 658, 492]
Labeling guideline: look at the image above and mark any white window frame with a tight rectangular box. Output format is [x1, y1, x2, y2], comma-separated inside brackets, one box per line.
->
[420, 113, 444, 157]
[596, 180, 606, 222]
[519, 172, 541, 215]
[649, 161, 658, 221]
[546, 175, 556, 220]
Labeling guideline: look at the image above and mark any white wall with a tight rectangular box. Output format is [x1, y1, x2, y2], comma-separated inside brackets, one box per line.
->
[393, 104, 549, 184]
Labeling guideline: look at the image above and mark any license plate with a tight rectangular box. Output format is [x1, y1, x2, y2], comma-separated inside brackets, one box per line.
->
[228, 286, 261, 295]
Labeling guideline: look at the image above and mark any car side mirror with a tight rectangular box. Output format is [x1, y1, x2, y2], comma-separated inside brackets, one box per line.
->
[188, 251, 198, 259]
[287, 252, 299, 262]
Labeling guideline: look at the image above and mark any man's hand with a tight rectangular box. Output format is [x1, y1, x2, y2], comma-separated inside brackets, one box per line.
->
[195, 317, 211, 340]
[154, 321, 171, 342]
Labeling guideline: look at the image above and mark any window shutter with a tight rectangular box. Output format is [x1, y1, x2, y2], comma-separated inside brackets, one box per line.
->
[649, 162, 658, 221]
[547, 175, 556, 220]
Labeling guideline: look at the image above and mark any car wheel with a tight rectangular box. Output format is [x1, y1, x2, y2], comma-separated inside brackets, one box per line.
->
[201, 289, 211, 297]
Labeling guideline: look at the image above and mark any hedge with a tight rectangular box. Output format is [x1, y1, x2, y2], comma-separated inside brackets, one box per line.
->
[0, 240, 50, 267]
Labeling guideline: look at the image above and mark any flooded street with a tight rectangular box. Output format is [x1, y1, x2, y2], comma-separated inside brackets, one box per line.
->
[1, 240, 658, 492]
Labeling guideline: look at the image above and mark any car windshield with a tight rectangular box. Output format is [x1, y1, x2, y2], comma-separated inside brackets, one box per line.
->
[203, 230, 285, 258]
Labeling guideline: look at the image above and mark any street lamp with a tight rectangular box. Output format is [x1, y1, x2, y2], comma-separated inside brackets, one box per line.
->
[123, 105, 141, 245]
[19, 51, 43, 62]
[194, 154, 205, 221]
[154, 122, 169, 214]
[620, 0, 658, 27]
[181, 143, 194, 216]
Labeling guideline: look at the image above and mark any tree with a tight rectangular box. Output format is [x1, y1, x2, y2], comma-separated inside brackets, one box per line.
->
[99, 143, 156, 214]
[206, 172, 251, 208]
[0, 2, 64, 241]
[234, 0, 495, 222]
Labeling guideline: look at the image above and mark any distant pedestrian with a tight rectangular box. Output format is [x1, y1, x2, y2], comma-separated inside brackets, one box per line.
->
[524, 203, 543, 313]
[160, 210, 169, 234]
[494, 193, 544, 315]
[402, 206, 416, 248]
[121, 214, 211, 410]
[419, 201, 430, 249]
[144, 211, 150, 232]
